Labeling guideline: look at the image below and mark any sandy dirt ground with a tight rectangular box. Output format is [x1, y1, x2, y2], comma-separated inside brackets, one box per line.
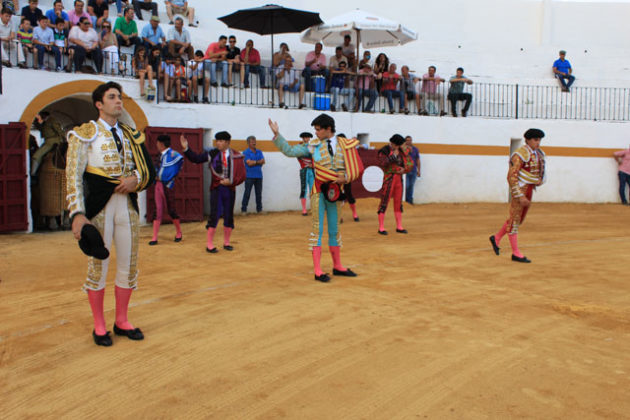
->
[1, 201, 630, 419]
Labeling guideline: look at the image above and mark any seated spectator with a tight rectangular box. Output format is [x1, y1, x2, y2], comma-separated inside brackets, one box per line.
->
[173, 57, 187, 101]
[356, 63, 378, 112]
[1, 7, 26, 67]
[2, 0, 18, 14]
[141, 15, 165, 52]
[330, 60, 355, 112]
[45, 1, 69, 30]
[400, 65, 421, 114]
[113, 0, 130, 17]
[52, 17, 73, 72]
[302, 42, 328, 92]
[358, 50, 371, 68]
[114, 6, 141, 53]
[165, 0, 195, 27]
[17, 17, 35, 66]
[553, 50, 575, 92]
[272, 42, 290, 68]
[447, 67, 473, 117]
[68, 0, 92, 28]
[373, 53, 389, 92]
[99, 20, 123, 74]
[21, 0, 43, 28]
[340, 34, 354, 58]
[276, 59, 305, 109]
[225, 35, 241, 86]
[69, 16, 102, 73]
[33, 16, 61, 70]
[420, 65, 446, 116]
[187, 49, 206, 103]
[148, 44, 161, 74]
[328, 46, 347, 71]
[132, 46, 154, 97]
[161, 54, 175, 101]
[380, 63, 406, 114]
[132, 0, 157, 20]
[167, 16, 192, 59]
[203, 35, 229, 87]
[87, 0, 109, 28]
[240, 39, 266, 88]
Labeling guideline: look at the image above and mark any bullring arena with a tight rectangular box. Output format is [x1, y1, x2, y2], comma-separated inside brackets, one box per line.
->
[2, 201, 630, 417]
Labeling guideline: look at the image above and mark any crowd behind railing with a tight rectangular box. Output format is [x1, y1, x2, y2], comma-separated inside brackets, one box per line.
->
[2, 2, 630, 121]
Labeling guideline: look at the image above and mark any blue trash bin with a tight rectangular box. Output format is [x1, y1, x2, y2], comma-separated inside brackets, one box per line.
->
[312, 75, 326, 93]
[313, 94, 331, 110]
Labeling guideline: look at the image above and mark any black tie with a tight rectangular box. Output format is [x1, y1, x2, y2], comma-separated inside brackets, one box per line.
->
[327, 139, 334, 157]
[110, 127, 123, 154]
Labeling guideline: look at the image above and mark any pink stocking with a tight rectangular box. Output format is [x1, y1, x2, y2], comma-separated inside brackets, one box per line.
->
[87, 289, 107, 335]
[114, 285, 134, 330]
[329, 246, 346, 271]
[394, 212, 403, 230]
[151, 220, 160, 241]
[495, 221, 509, 245]
[378, 212, 386, 232]
[300, 198, 307, 214]
[173, 219, 182, 238]
[508, 234, 524, 258]
[349, 203, 358, 219]
[224, 227, 232, 246]
[207, 227, 216, 249]
[312, 246, 323, 276]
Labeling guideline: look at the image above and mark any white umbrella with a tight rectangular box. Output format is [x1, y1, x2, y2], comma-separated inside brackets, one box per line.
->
[301, 9, 417, 56]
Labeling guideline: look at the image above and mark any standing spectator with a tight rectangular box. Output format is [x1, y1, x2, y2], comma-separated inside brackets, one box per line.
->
[553, 50, 575, 92]
[132, 46, 154, 97]
[99, 20, 123, 74]
[614, 146, 630, 205]
[67, 0, 92, 28]
[330, 61, 355, 112]
[140, 15, 165, 52]
[448, 67, 473, 117]
[346, 51, 357, 72]
[17, 17, 35, 66]
[68, 16, 103, 73]
[404, 135, 420, 204]
[203, 35, 228, 87]
[87, 0, 109, 28]
[33, 16, 61, 70]
[114, 6, 141, 53]
[400, 65, 421, 113]
[132, 0, 157, 20]
[225, 35, 241, 87]
[380, 63, 406, 114]
[302, 42, 328, 92]
[1, 8, 26, 67]
[358, 50, 371, 68]
[45, 1, 69, 29]
[420, 65, 446, 116]
[167, 16, 192, 59]
[276, 59, 305, 109]
[240, 39, 266, 88]
[340, 34, 354, 58]
[356, 63, 378, 112]
[21, 0, 43, 28]
[272, 42, 290, 68]
[187, 49, 206, 103]
[373, 53, 389, 92]
[52, 17, 72, 71]
[328, 46, 347, 70]
[165, 0, 195, 27]
[241, 135, 265, 213]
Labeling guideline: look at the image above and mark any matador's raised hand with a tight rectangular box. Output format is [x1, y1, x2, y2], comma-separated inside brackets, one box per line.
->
[180, 134, 188, 150]
[268, 119, 279, 136]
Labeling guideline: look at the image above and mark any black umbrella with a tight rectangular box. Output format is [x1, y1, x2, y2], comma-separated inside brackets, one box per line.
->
[218, 4, 323, 105]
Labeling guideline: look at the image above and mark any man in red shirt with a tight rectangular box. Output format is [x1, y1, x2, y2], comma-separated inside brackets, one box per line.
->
[240, 39, 266, 88]
[380, 63, 406, 114]
[204, 35, 228, 87]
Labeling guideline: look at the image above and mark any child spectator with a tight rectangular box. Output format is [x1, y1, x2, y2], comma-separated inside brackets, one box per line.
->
[173, 57, 187, 101]
[18, 16, 35, 66]
[132, 46, 154, 97]
[161, 54, 175, 101]
[52, 17, 72, 71]
[187, 49, 205, 103]
[33, 16, 62, 71]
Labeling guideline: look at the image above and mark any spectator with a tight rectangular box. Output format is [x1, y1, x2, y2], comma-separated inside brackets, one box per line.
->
[20, 0, 43, 28]
[17, 17, 35, 66]
[328, 46, 347, 70]
[380, 63, 406, 114]
[358, 50, 371, 68]
[141, 15, 165, 52]
[553, 49, 575, 92]
[400, 65, 421, 114]
[132, 0, 157, 20]
[132, 46, 154, 97]
[203, 35, 229, 87]
[330, 60, 355, 112]
[68, 0, 92, 28]
[420, 65, 446, 116]
[167, 16, 192, 59]
[68, 16, 103, 73]
[2, 0, 18, 14]
[113, 0, 130, 17]
[45, 1, 69, 29]
[241, 135, 265, 213]
[161, 54, 175, 101]
[1, 7, 26, 67]
[114, 6, 141, 53]
[173, 57, 187, 101]
[346, 51, 357, 72]
[373, 53, 389, 92]
[99, 20, 123, 74]
[276, 59, 305, 109]
[187, 49, 206, 103]
[272, 42, 290, 68]
[356, 63, 378, 112]
[33, 16, 61, 70]
[225, 35, 241, 86]
[340, 34, 354, 58]
[404, 135, 420, 205]
[448, 67, 473, 117]
[240, 39, 265, 88]
[613, 145, 630, 205]
[165, 0, 195, 27]
[302, 42, 328, 92]
[87, 0, 109, 28]
[52, 17, 73, 72]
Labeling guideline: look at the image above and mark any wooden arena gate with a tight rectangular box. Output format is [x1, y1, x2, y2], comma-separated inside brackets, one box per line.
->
[0, 122, 28, 232]
[144, 127, 205, 222]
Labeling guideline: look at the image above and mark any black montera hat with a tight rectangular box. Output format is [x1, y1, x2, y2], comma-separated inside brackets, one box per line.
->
[524, 128, 545, 140]
[79, 224, 110, 260]
[390, 134, 405, 145]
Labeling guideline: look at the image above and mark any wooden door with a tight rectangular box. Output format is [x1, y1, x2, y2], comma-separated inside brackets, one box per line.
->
[0, 122, 28, 232]
[350, 148, 383, 199]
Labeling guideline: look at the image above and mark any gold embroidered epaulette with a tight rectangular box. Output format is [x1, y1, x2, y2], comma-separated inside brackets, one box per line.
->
[338, 136, 360, 149]
[68, 121, 98, 142]
[119, 123, 145, 145]
[512, 145, 531, 162]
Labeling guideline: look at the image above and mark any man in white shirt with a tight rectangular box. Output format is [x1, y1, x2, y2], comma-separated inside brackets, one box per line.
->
[0, 7, 26, 67]
[68, 16, 102, 72]
[166, 16, 192, 59]
[275, 59, 305, 109]
[33, 15, 61, 70]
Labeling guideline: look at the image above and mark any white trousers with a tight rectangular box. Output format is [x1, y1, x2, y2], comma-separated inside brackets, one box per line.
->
[84, 193, 139, 291]
[1, 39, 25, 64]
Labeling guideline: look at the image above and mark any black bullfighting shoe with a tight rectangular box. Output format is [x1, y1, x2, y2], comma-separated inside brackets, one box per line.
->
[511, 255, 531, 263]
[314, 273, 331, 282]
[489, 235, 500, 255]
[333, 268, 357, 277]
[93, 330, 113, 347]
[113, 324, 144, 340]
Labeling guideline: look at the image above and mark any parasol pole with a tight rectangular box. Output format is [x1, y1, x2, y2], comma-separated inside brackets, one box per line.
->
[270, 12, 275, 108]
